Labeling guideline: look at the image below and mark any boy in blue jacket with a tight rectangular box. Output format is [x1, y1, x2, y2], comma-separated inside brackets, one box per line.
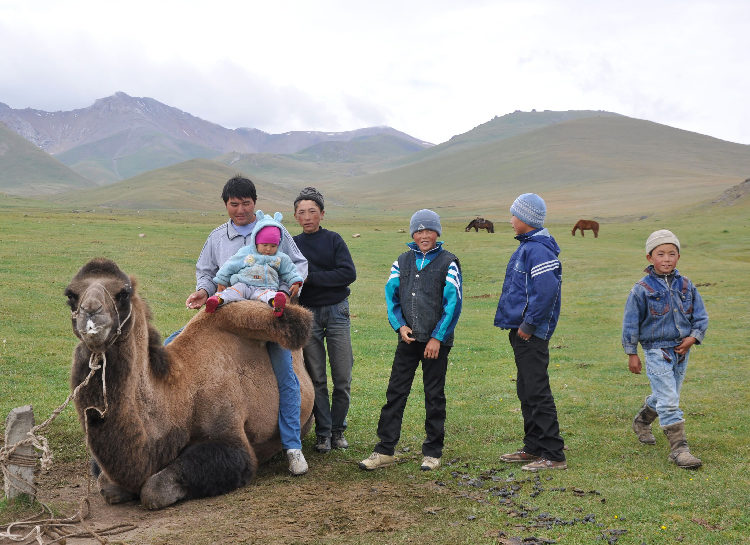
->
[494, 193, 567, 471]
[623, 229, 708, 469]
[359, 209, 462, 472]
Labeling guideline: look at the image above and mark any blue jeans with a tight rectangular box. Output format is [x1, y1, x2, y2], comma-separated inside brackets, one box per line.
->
[303, 299, 353, 438]
[164, 328, 301, 449]
[644, 347, 689, 427]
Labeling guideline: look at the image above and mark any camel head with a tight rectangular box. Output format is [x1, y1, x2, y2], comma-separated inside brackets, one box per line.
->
[65, 258, 135, 353]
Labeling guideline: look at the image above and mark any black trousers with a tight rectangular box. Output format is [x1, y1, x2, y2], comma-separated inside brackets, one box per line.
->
[509, 329, 565, 461]
[374, 340, 451, 458]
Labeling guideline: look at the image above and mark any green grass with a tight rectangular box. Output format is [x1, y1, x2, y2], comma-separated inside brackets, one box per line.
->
[1, 201, 749, 544]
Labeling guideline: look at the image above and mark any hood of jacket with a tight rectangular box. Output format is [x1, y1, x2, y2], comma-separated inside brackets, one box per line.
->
[249, 210, 285, 252]
[517, 227, 560, 255]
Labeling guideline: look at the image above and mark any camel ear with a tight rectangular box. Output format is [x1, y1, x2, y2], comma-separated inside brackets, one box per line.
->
[273, 211, 283, 223]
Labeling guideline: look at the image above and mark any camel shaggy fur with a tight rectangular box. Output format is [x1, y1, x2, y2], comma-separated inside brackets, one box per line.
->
[64, 258, 314, 509]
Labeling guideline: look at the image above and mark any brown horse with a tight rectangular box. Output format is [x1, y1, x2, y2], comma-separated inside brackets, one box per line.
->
[465, 217, 494, 233]
[572, 219, 599, 238]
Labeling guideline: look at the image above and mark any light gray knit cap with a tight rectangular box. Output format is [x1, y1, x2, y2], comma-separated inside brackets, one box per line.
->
[409, 209, 441, 236]
[510, 193, 546, 228]
[646, 229, 680, 254]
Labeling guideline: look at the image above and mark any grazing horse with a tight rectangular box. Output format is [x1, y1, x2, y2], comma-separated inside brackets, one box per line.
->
[465, 217, 495, 233]
[572, 219, 599, 238]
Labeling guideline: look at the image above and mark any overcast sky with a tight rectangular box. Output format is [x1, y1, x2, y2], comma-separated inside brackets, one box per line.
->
[1, 0, 748, 145]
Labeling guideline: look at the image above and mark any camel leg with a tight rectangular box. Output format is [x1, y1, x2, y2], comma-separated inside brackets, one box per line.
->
[98, 471, 138, 504]
[140, 441, 256, 510]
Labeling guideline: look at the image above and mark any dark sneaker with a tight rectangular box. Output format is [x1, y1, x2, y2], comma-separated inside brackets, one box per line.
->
[521, 458, 567, 472]
[500, 450, 541, 463]
[331, 431, 349, 449]
[314, 435, 331, 453]
[205, 295, 222, 314]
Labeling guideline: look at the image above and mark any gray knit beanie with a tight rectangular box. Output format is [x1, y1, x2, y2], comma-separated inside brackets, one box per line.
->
[510, 193, 546, 228]
[646, 229, 680, 254]
[409, 209, 441, 236]
[294, 186, 324, 211]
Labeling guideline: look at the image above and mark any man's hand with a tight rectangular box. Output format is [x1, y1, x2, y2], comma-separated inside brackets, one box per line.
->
[424, 338, 441, 359]
[675, 336, 696, 355]
[289, 282, 302, 299]
[186, 289, 208, 310]
[628, 354, 642, 374]
[399, 325, 415, 344]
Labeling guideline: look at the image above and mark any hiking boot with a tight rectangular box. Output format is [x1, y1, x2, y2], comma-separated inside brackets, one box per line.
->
[272, 292, 287, 318]
[331, 431, 349, 450]
[632, 401, 658, 444]
[358, 452, 396, 471]
[662, 421, 702, 469]
[500, 450, 541, 463]
[521, 458, 568, 472]
[314, 435, 331, 453]
[286, 449, 308, 476]
[205, 295, 222, 314]
[420, 456, 441, 471]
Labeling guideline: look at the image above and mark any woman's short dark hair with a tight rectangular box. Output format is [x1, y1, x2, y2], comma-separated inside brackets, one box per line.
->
[222, 176, 257, 204]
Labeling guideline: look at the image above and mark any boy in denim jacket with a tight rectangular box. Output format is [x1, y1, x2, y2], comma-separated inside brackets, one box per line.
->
[622, 229, 708, 469]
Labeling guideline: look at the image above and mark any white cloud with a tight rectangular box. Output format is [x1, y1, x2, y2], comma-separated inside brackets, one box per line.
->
[0, 0, 748, 144]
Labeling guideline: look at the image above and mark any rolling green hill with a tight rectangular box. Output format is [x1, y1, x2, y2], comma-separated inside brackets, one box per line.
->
[0, 122, 95, 195]
[56, 127, 222, 184]
[326, 115, 750, 220]
[49, 159, 293, 212]
[38, 113, 750, 222]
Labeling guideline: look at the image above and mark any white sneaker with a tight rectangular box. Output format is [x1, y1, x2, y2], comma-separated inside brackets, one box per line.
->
[286, 449, 308, 476]
[358, 452, 396, 470]
[420, 456, 441, 471]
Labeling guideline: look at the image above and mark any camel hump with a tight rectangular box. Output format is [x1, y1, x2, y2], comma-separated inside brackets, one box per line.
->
[179, 300, 312, 351]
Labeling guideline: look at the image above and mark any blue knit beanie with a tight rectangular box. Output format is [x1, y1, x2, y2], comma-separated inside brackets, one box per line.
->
[510, 193, 546, 228]
[410, 209, 441, 236]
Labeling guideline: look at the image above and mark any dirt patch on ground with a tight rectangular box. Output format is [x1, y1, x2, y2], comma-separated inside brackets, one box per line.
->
[3, 453, 449, 545]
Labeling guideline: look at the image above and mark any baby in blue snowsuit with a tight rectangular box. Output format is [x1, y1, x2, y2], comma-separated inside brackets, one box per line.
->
[206, 211, 303, 317]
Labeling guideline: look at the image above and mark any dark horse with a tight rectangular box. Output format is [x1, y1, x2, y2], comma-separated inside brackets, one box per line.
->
[465, 217, 494, 233]
[572, 219, 599, 238]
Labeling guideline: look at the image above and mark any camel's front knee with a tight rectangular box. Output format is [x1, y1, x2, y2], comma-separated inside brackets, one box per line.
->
[140, 465, 187, 510]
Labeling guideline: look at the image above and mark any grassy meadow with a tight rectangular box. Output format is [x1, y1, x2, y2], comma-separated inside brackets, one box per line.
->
[1, 199, 749, 544]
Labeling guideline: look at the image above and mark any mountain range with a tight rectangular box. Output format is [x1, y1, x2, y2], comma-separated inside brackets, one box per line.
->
[0, 92, 429, 185]
[1, 93, 749, 219]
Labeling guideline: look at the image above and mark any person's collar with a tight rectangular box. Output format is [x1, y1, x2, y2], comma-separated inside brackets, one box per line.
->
[407, 241, 444, 255]
[228, 219, 255, 238]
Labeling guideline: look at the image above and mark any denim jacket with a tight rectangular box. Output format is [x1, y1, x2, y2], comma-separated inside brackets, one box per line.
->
[622, 266, 708, 354]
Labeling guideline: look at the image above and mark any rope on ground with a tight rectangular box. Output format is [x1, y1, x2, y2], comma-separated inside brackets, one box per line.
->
[1, 353, 136, 544]
[0, 497, 137, 544]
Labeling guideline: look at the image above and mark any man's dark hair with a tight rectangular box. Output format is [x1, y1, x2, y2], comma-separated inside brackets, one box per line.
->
[222, 176, 257, 204]
[294, 186, 324, 212]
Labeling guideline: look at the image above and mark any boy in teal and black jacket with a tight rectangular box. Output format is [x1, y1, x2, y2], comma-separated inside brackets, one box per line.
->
[359, 209, 462, 473]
